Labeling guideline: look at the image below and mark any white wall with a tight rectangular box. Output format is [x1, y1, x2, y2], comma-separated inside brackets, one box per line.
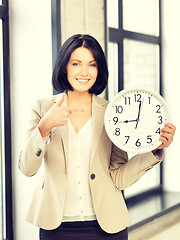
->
[162, 0, 180, 192]
[61, 0, 105, 48]
[9, 0, 52, 239]
[8, 0, 180, 239]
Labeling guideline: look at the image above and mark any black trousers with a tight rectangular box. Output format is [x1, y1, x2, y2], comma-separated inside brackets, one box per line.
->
[39, 220, 128, 240]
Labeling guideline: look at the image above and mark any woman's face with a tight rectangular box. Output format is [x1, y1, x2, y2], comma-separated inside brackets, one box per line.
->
[66, 47, 98, 93]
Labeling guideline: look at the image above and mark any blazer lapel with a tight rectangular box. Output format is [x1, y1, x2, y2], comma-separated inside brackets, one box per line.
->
[90, 94, 107, 165]
[59, 124, 68, 166]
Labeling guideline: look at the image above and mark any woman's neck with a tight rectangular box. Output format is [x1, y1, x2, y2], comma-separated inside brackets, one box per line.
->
[67, 90, 92, 107]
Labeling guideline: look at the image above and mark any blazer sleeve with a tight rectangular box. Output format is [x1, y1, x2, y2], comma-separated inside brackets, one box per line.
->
[18, 99, 49, 177]
[109, 144, 163, 190]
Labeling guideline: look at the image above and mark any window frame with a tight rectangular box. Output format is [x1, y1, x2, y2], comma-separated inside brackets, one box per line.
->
[51, 0, 61, 67]
[106, 0, 163, 201]
[107, 0, 162, 91]
[51, 0, 61, 95]
[0, 0, 13, 239]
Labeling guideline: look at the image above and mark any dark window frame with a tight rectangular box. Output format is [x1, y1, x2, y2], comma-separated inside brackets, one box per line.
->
[105, 0, 163, 201]
[51, 0, 61, 67]
[51, 0, 61, 95]
[0, 0, 13, 239]
[107, 0, 162, 92]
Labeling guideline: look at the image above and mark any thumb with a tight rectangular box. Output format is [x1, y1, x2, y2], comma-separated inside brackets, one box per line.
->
[56, 94, 65, 107]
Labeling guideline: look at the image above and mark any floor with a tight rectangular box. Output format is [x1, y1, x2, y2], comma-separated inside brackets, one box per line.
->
[129, 205, 180, 240]
[149, 221, 180, 240]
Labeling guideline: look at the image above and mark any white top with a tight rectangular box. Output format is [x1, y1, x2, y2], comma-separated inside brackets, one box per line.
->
[62, 117, 96, 222]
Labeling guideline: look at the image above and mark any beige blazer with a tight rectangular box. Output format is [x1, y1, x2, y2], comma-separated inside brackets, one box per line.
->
[19, 93, 162, 233]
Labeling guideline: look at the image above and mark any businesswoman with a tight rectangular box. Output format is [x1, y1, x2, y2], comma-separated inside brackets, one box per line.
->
[19, 34, 176, 240]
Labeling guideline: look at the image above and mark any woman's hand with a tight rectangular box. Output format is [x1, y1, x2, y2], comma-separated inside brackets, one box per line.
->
[38, 94, 85, 137]
[152, 123, 176, 153]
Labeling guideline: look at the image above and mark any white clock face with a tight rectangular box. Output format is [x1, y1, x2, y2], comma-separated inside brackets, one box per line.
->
[105, 89, 169, 153]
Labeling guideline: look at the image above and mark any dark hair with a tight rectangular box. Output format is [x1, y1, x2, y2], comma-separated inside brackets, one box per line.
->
[52, 34, 108, 95]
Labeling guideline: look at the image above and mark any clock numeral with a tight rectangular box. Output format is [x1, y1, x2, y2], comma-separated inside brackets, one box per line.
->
[158, 116, 163, 124]
[124, 96, 131, 105]
[148, 96, 151, 104]
[134, 93, 141, 103]
[147, 135, 152, 144]
[156, 128, 161, 134]
[125, 136, 130, 144]
[156, 104, 161, 113]
[115, 105, 123, 114]
[135, 139, 141, 147]
[113, 117, 118, 125]
[115, 128, 121, 136]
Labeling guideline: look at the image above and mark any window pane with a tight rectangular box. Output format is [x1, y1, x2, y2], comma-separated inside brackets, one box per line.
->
[107, 0, 119, 28]
[123, 39, 160, 92]
[123, 0, 159, 36]
[107, 42, 118, 100]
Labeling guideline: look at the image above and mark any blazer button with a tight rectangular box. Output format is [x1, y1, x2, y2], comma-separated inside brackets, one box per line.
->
[36, 148, 42, 157]
[90, 174, 95, 180]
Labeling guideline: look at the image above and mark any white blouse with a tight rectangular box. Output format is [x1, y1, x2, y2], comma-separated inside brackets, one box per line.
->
[62, 117, 96, 222]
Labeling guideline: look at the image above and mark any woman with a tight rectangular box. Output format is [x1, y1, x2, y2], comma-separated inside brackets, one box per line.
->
[19, 34, 176, 240]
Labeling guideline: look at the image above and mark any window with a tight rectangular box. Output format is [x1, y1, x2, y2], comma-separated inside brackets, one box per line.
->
[106, 0, 162, 198]
[0, 0, 13, 239]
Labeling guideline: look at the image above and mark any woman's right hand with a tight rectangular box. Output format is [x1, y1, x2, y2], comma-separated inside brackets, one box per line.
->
[38, 94, 85, 137]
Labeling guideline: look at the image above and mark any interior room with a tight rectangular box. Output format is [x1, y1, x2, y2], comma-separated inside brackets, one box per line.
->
[0, 0, 180, 239]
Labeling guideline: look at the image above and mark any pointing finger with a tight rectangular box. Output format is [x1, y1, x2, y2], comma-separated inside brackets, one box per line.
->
[56, 94, 65, 107]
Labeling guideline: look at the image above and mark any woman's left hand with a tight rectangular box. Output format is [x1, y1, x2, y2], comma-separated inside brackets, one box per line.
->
[153, 123, 176, 152]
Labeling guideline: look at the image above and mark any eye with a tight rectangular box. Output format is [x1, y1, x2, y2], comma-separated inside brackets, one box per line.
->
[89, 63, 96, 67]
[72, 62, 79, 66]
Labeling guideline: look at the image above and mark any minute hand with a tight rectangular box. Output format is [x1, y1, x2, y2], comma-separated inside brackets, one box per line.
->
[135, 100, 143, 129]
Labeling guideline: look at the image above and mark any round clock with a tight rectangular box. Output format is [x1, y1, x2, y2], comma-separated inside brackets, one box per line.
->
[104, 88, 170, 154]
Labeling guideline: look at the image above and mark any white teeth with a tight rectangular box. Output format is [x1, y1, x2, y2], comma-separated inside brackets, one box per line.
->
[76, 78, 89, 83]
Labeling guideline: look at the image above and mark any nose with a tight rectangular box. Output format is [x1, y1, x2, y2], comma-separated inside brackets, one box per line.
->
[80, 64, 88, 76]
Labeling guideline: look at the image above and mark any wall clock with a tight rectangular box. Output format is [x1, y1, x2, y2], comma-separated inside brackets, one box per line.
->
[104, 88, 169, 154]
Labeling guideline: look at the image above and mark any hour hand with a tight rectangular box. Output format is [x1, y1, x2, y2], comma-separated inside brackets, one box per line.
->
[120, 119, 137, 123]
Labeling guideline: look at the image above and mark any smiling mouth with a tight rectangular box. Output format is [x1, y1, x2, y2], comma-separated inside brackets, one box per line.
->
[76, 78, 90, 84]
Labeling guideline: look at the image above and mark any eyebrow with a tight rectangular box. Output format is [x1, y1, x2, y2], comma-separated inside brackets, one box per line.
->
[71, 59, 96, 63]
